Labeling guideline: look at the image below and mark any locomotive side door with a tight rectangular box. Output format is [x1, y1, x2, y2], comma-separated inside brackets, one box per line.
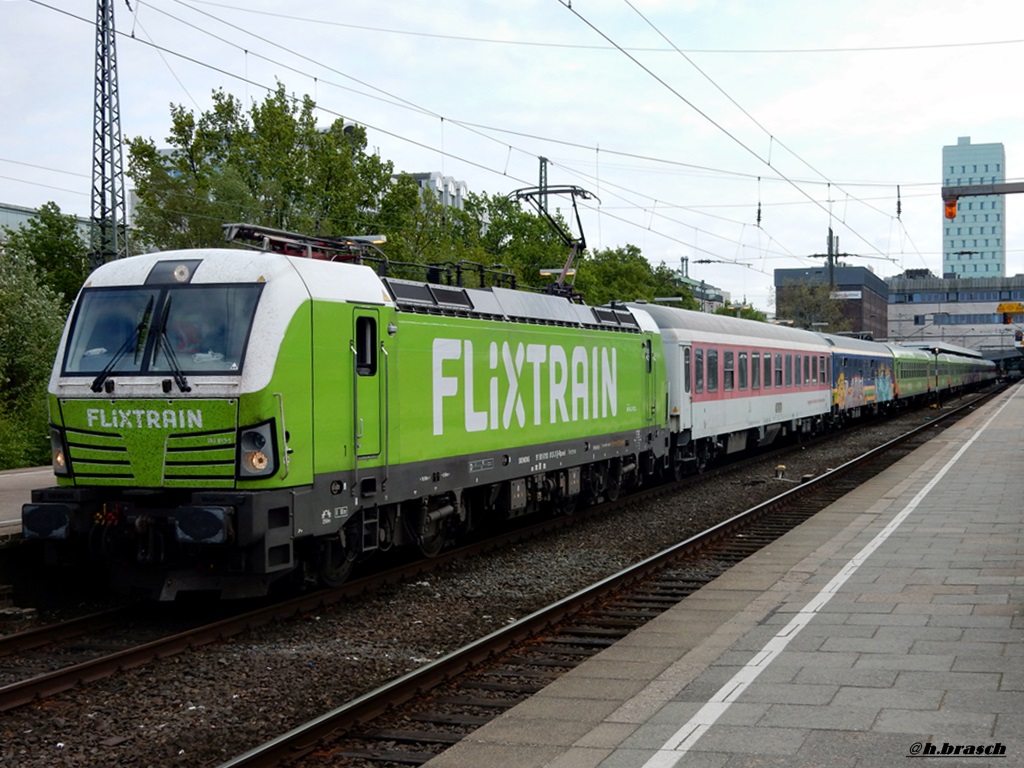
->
[353, 308, 382, 459]
[645, 338, 657, 424]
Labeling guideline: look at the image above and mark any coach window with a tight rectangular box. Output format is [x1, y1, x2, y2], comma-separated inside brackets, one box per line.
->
[794, 355, 801, 387]
[738, 351, 748, 390]
[785, 354, 793, 387]
[763, 351, 772, 389]
[812, 355, 818, 384]
[804, 355, 811, 384]
[355, 316, 377, 376]
[820, 355, 827, 385]
[694, 348, 704, 394]
[684, 347, 691, 393]
[774, 354, 783, 387]
[751, 351, 761, 389]
[724, 351, 734, 391]
[707, 349, 719, 392]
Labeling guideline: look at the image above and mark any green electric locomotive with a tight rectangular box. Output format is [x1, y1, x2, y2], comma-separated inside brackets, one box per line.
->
[23, 228, 668, 598]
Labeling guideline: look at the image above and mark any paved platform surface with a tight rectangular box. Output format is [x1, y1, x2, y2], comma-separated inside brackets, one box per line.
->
[424, 385, 1024, 768]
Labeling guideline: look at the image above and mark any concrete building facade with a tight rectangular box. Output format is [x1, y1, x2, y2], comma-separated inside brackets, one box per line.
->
[942, 136, 1006, 278]
[886, 272, 1023, 353]
[408, 172, 469, 211]
[774, 265, 888, 340]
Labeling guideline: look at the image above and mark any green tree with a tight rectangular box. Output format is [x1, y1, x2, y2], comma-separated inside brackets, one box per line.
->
[0, 248, 66, 467]
[714, 302, 768, 322]
[127, 83, 406, 251]
[1, 202, 89, 307]
[465, 193, 570, 289]
[573, 245, 697, 307]
[774, 282, 850, 332]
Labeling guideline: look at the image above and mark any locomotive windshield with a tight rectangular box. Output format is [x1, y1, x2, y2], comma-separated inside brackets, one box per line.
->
[62, 284, 263, 377]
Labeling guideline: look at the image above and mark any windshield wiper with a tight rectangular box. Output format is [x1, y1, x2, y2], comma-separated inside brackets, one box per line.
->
[91, 297, 154, 393]
[152, 297, 191, 393]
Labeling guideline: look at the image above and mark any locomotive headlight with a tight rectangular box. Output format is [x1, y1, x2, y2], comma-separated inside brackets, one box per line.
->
[245, 450, 269, 472]
[237, 420, 277, 479]
[50, 428, 69, 476]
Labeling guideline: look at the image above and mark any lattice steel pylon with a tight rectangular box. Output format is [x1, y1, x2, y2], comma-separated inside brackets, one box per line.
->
[90, 0, 128, 269]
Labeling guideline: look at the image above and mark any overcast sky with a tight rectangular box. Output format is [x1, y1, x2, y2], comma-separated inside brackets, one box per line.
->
[2, 0, 1022, 311]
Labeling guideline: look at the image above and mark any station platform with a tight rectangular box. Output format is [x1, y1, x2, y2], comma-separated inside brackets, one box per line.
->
[424, 385, 1024, 768]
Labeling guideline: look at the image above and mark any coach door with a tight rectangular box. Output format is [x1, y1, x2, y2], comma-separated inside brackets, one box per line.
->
[676, 344, 692, 429]
[353, 308, 382, 459]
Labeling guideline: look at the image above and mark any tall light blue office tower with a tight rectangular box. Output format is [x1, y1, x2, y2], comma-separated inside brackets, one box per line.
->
[942, 136, 1005, 277]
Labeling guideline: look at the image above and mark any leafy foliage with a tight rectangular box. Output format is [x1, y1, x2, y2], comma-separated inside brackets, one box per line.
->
[1, 202, 89, 308]
[775, 281, 851, 332]
[714, 303, 768, 322]
[574, 245, 697, 308]
[127, 84, 401, 250]
[126, 83, 672, 299]
[0, 248, 65, 467]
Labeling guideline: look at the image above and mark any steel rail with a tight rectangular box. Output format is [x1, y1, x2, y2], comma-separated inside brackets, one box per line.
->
[0, 606, 134, 657]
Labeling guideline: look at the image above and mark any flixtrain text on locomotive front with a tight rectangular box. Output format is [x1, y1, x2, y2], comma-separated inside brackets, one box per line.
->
[22, 225, 669, 599]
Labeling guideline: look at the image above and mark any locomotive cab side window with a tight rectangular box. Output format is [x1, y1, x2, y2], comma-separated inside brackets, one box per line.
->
[355, 316, 377, 376]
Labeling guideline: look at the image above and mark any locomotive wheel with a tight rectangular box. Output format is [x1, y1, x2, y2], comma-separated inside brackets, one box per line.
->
[317, 535, 357, 588]
[555, 493, 578, 516]
[605, 460, 623, 502]
[418, 520, 448, 558]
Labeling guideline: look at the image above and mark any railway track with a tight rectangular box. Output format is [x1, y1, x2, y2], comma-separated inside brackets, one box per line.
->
[216, 390, 998, 767]
[0, 390, 994, 741]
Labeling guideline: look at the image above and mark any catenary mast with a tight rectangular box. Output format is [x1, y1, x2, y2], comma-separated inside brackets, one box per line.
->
[90, 0, 128, 268]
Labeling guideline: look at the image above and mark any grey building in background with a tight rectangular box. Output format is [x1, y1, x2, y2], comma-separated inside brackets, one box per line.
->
[0, 202, 90, 242]
[886, 271, 1023, 352]
[774, 265, 888, 340]
[942, 137, 1006, 278]
[407, 172, 469, 211]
